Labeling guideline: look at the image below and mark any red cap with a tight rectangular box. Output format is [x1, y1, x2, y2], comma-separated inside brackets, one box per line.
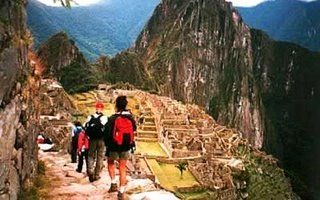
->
[95, 101, 104, 109]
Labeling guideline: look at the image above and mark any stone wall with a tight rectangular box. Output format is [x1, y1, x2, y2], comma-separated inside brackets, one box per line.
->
[0, 0, 40, 199]
[0, 76, 40, 200]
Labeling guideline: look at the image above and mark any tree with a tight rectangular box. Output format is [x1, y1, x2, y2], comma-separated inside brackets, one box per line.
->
[175, 162, 188, 179]
[53, 0, 72, 8]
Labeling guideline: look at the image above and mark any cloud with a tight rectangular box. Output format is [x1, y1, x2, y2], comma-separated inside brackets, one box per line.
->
[226, 0, 317, 7]
[36, 0, 102, 7]
[226, 0, 267, 7]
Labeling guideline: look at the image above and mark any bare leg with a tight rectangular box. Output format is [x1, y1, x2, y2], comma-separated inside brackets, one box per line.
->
[119, 159, 127, 187]
[107, 158, 115, 181]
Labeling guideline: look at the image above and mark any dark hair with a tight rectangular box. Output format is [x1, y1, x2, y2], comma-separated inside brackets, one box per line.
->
[115, 96, 128, 111]
[74, 121, 82, 127]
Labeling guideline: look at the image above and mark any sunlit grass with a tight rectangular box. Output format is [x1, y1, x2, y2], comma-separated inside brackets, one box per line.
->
[136, 141, 168, 157]
[146, 159, 199, 191]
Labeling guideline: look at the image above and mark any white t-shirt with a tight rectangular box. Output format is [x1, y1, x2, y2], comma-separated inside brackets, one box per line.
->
[84, 112, 108, 126]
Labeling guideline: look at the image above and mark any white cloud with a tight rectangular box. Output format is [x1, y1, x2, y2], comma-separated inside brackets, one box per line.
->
[36, 0, 101, 7]
[226, 0, 317, 7]
[226, 0, 267, 7]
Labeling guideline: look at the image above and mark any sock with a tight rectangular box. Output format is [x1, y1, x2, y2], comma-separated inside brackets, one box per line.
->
[111, 178, 116, 184]
[119, 186, 125, 193]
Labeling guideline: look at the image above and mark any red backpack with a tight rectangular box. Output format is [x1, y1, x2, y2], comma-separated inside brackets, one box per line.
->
[113, 115, 134, 147]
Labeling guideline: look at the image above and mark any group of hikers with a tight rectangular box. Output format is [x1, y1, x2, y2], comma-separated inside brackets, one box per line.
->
[70, 96, 136, 200]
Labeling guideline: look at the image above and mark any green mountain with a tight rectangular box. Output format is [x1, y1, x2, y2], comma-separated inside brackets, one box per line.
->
[107, 0, 320, 199]
[37, 32, 105, 93]
[238, 0, 320, 52]
[27, 0, 160, 60]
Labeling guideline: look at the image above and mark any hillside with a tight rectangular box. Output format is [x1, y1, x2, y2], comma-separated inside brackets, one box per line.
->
[37, 32, 101, 93]
[105, 0, 320, 198]
[5, 0, 319, 199]
[238, 0, 320, 52]
[27, 0, 160, 60]
[39, 82, 298, 199]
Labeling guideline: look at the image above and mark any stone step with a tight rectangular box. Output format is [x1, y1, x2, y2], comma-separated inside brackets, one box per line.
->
[138, 135, 158, 139]
[163, 124, 196, 129]
[144, 117, 155, 123]
[138, 130, 158, 138]
[162, 119, 186, 125]
[165, 128, 199, 134]
[136, 138, 159, 142]
[143, 121, 156, 126]
[143, 107, 152, 112]
[140, 125, 157, 131]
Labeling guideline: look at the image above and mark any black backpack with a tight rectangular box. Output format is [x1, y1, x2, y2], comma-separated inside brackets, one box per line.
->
[85, 115, 104, 139]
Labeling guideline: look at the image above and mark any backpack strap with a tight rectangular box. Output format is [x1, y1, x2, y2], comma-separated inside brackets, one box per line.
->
[97, 114, 103, 120]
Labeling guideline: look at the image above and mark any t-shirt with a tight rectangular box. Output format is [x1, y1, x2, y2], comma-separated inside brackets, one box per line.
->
[72, 126, 83, 137]
[84, 112, 108, 126]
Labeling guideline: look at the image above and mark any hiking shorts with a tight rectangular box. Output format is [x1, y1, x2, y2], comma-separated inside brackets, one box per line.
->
[108, 151, 131, 161]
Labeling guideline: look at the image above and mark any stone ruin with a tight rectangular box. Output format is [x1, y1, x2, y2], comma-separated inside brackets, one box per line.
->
[60, 86, 292, 199]
[39, 79, 76, 149]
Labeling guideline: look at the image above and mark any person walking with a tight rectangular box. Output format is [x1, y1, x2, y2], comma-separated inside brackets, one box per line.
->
[76, 129, 89, 173]
[71, 121, 83, 163]
[85, 101, 108, 182]
[104, 96, 136, 200]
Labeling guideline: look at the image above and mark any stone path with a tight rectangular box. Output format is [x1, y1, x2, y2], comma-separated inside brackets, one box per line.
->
[38, 151, 178, 200]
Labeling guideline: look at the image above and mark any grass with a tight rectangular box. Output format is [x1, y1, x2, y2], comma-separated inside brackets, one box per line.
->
[147, 159, 199, 191]
[176, 190, 214, 200]
[136, 141, 168, 157]
[19, 161, 48, 200]
[71, 92, 139, 120]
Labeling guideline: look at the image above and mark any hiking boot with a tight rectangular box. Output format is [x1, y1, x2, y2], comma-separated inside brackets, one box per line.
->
[117, 191, 125, 200]
[88, 174, 95, 182]
[108, 183, 118, 193]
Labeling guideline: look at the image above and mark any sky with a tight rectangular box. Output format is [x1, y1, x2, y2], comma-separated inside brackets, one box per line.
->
[227, 0, 316, 7]
[37, 0, 316, 7]
[37, 0, 102, 7]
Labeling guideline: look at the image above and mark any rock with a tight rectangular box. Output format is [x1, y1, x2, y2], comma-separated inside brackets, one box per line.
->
[66, 171, 86, 179]
[8, 166, 19, 200]
[126, 179, 156, 194]
[0, 0, 40, 199]
[37, 32, 87, 78]
[227, 158, 244, 170]
[129, 190, 179, 200]
[0, 194, 9, 200]
[38, 143, 55, 151]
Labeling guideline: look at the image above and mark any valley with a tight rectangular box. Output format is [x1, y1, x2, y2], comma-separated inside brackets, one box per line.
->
[1, 0, 320, 199]
[36, 79, 297, 199]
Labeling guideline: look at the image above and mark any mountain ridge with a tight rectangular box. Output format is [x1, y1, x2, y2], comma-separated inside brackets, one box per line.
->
[238, 0, 320, 52]
[103, 0, 320, 198]
[32, 0, 320, 198]
[27, 0, 160, 60]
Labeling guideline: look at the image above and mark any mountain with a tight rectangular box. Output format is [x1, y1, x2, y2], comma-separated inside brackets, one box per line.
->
[37, 32, 103, 93]
[106, 0, 320, 198]
[237, 0, 320, 52]
[27, 0, 160, 60]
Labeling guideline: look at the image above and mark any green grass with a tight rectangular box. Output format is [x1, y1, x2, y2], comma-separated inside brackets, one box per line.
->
[147, 159, 199, 191]
[136, 142, 168, 157]
[19, 161, 47, 200]
[176, 190, 215, 200]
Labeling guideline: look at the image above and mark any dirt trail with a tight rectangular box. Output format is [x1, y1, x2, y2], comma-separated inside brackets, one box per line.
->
[39, 151, 117, 200]
[38, 151, 178, 200]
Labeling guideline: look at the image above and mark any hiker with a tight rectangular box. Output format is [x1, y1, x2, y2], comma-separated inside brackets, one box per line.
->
[76, 129, 89, 173]
[84, 101, 108, 182]
[71, 121, 83, 163]
[104, 96, 137, 200]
